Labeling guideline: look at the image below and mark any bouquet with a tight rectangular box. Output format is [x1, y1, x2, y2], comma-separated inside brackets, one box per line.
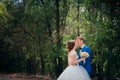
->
[80, 52, 89, 63]
[80, 52, 89, 58]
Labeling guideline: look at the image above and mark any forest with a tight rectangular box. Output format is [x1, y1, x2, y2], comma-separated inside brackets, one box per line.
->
[0, 0, 120, 80]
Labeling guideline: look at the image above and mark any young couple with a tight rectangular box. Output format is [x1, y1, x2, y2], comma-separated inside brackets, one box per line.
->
[57, 37, 92, 80]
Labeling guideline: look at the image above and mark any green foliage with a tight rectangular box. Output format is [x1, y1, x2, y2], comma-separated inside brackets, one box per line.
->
[81, 0, 120, 78]
[0, 0, 119, 79]
[0, 2, 9, 25]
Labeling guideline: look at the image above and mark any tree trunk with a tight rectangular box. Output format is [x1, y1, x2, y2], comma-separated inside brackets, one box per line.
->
[55, 0, 63, 77]
[39, 50, 45, 74]
[77, 0, 80, 36]
[98, 64, 103, 80]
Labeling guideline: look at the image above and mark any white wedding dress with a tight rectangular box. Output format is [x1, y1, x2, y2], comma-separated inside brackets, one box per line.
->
[57, 50, 91, 80]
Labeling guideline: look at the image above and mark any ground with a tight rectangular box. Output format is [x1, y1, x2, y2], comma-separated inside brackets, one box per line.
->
[0, 73, 120, 80]
[0, 73, 52, 80]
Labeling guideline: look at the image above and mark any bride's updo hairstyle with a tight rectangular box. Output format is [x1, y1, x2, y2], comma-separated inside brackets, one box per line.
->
[66, 40, 75, 52]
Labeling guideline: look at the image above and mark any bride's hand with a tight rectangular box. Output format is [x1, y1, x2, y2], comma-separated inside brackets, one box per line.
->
[80, 57, 85, 61]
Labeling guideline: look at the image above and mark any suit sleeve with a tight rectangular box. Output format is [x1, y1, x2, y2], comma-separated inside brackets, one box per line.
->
[77, 50, 80, 59]
[79, 47, 91, 65]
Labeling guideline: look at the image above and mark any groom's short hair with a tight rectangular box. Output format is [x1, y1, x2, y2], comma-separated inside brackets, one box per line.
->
[77, 37, 85, 43]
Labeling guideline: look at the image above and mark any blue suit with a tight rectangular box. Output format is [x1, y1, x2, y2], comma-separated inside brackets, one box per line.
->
[77, 45, 92, 76]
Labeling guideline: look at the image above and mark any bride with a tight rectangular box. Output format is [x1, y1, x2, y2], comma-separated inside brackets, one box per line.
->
[57, 40, 91, 80]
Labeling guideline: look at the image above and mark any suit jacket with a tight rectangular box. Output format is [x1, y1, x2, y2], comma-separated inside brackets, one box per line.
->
[77, 45, 92, 74]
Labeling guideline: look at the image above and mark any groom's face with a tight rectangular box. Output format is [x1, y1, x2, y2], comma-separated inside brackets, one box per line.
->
[76, 39, 83, 47]
[75, 39, 81, 47]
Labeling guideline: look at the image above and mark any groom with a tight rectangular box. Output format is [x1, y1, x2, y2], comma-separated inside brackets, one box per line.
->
[75, 37, 92, 77]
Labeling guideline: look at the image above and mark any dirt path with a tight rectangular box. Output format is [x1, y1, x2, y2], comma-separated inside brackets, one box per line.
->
[0, 77, 34, 80]
[0, 77, 37, 80]
[0, 74, 52, 80]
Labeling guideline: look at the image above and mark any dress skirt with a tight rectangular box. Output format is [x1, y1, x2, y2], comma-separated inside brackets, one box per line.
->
[57, 65, 91, 80]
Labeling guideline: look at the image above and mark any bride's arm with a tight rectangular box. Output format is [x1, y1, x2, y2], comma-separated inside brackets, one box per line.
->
[71, 54, 85, 65]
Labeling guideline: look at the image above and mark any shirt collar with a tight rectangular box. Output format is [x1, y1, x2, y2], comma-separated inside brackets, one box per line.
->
[81, 44, 85, 49]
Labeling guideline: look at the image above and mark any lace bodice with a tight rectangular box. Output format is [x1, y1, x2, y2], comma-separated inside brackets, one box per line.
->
[68, 50, 78, 65]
